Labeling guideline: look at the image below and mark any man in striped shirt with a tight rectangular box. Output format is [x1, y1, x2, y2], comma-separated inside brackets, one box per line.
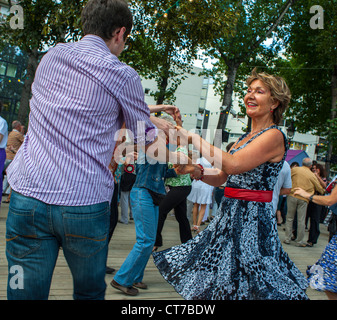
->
[5, 0, 174, 300]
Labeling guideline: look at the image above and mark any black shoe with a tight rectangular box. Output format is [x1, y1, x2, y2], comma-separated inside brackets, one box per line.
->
[106, 266, 115, 274]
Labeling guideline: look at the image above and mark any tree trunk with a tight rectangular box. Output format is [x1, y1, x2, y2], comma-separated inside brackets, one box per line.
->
[213, 60, 240, 146]
[156, 74, 169, 105]
[17, 49, 39, 125]
[326, 64, 337, 177]
[216, 60, 240, 129]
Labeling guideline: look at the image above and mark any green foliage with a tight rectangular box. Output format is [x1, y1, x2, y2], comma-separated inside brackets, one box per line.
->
[199, 0, 295, 130]
[0, 0, 86, 123]
[1, 0, 85, 52]
[120, 0, 238, 104]
[283, 0, 337, 158]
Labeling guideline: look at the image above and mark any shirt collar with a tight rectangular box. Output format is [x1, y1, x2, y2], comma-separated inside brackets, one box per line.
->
[80, 35, 111, 54]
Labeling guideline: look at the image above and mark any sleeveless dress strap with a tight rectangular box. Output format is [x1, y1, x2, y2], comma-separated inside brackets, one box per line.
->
[232, 125, 288, 157]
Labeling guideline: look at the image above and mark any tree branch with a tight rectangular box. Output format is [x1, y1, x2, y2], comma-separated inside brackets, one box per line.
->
[240, 0, 297, 62]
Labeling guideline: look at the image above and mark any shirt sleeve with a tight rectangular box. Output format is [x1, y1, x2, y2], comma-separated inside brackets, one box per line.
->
[0, 119, 7, 135]
[283, 165, 292, 189]
[118, 73, 157, 146]
[311, 175, 325, 194]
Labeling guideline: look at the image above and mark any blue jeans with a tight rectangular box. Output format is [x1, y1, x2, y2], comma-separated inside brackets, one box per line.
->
[6, 191, 110, 300]
[114, 187, 159, 287]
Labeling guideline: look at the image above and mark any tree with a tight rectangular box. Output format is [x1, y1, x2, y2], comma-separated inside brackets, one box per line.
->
[121, 0, 238, 105]
[198, 0, 297, 142]
[283, 0, 337, 175]
[0, 45, 28, 125]
[0, 0, 84, 125]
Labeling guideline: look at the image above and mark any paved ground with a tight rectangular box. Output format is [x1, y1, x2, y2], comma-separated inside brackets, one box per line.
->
[0, 201, 330, 300]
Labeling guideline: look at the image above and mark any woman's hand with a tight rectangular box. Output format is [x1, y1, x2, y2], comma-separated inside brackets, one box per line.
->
[150, 116, 175, 136]
[174, 164, 196, 175]
[293, 187, 311, 199]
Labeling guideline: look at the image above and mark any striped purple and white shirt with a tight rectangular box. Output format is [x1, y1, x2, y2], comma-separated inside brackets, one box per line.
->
[7, 35, 157, 206]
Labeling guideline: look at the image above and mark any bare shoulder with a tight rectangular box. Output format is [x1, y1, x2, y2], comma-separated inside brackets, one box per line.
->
[251, 128, 285, 163]
[254, 127, 285, 146]
[264, 127, 284, 139]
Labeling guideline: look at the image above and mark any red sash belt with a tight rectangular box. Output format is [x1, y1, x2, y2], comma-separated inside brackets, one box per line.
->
[224, 187, 273, 203]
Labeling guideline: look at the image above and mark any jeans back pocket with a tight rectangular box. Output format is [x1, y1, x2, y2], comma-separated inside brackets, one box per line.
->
[6, 207, 40, 259]
[62, 203, 110, 258]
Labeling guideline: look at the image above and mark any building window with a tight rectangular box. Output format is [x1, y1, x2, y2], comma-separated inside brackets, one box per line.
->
[0, 62, 6, 76]
[200, 88, 208, 99]
[6, 63, 17, 77]
[0, 99, 11, 112]
[199, 99, 206, 111]
[144, 88, 150, 94]
[0, 61, 18, 78]
[196, 118, 202, 129]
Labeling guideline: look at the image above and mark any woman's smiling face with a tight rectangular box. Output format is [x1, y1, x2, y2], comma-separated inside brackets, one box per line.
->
[244, 80, 278, 119]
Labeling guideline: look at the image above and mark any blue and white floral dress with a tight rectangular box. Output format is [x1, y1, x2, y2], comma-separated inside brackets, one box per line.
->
[153, 126, 308, 300]
[307, 235, 337, 294]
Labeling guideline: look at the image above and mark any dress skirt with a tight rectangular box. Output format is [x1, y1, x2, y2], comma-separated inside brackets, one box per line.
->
[153, 196, 309, 300]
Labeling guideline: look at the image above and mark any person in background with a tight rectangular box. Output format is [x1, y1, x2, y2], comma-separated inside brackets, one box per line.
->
[3, 120, 25, 203]
[273, 161, 292, 226]
[153, 113, 192, 252]
[118, 145, 137, 224]
[111, 118, 181, 296]
[0, 101, 8, 205]
[294, 185, 337, 300]
[187, 155, 214, 234]
[306, 163, 327, 247]
[213, 142, 235, 208]
[284, 158, 325, 247]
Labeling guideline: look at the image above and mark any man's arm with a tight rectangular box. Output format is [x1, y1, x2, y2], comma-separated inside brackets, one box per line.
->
[280, 187, 291, 196]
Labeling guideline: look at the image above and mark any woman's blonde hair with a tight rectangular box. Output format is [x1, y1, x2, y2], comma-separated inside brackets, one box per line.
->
[246, 68, 291, 125]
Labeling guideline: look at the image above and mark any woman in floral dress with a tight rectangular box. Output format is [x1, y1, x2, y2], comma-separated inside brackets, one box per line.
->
[294, 185, 337, 300]
[153, 69, 309, 300]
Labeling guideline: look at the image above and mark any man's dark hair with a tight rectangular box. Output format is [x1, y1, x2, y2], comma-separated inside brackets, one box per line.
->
[0, 101, 2, 113]
[81, 0, 133, 41]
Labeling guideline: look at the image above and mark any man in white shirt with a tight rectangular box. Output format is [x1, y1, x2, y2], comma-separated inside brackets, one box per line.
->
[272, 161, 292, 224]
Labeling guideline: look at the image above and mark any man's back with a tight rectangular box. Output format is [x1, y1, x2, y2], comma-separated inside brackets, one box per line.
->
[6, 130, 24, 160]
[7, 35, 156, 206]
[290, 166, 325, 201]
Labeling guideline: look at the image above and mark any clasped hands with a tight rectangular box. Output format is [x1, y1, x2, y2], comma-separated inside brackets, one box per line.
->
[170, 125, 203, 178]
